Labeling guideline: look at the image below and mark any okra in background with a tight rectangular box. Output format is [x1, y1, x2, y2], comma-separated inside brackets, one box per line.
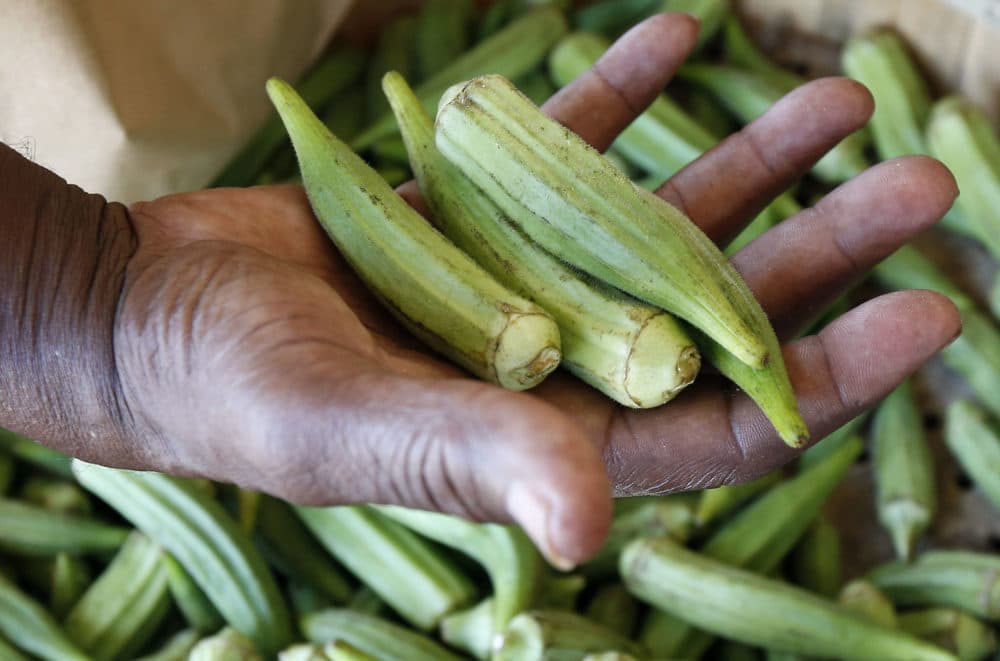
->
[584, 583, 640, 638]
[837, 579, 898, 629]
[416, 0, 476, 80]
[440, 598, 494, 660]
[869, 551, 1000, 621]
[0, 572, 89, 661]
[493, 610, 647, 661]
[302, 609, 463, 661]
[945, 400, 1000, 512]
[790, 515, 842, 598]
[898, 609, 997, 661]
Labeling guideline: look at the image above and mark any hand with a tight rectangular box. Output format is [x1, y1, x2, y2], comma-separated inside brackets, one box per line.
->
[59, 14, 964, 568]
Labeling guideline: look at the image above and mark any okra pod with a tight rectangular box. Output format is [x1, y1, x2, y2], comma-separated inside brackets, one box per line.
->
[189, 627, 261, 661]
[838, 579, 898, 629]
[324, 641, 378, 661]
[798, 414, 867, 470]
[585, 583, 640, 638]
[302, 609, 463, 661]
[582, 500, 694, 578]
[253, 495, 353, 605]
[571, 0, 662, 37]
[494, 610, 647, 661]
[722, 14, 803, 92]
[416, 0, 475, 80]
[0, 452, 12, 495]
[0, 497, 129, 556]
[790, 515, 842, 598]
[695, 470, 781, 526]
[353, 7, 569, 149]
[72, 460, 292, 655]
[537, 573, 587, 611]
[842, 29, 931, 161]
[269, 77, 562, 391]
[134, 628, 202, 661]
[927, 96, 1000, 261]
[440, 598, 494, 660]
[945, 400, 1000, 514]
[514, 68, 556, 106]
[725, 204, 778, 257]
[683, 85, 736, 138]
[64, 531, 172, 660]
[990, 273, 1000, 321]
[898, 609, 997, 661]
[941, 310, 1000, 421]
[50, 552, 91, 619]
[0, 428, 72, 478]
[384, 70, 699, 407]
[0, 636, 28, 661]
[871, 380, 936, 560]
[163, 551, 224, 633]
[346, 586, 387, 617]
[365, 15, 419, 118]
[869, 551, 1000, 620]
[478, 0, 518, 40]
[211, 49, 366, 188]
[18, 476, 91, 516]
[622, 537, 957, 661]
[376, 504, 540, 628]
[295, 505, 475, 630]
[437, 74, 809, 445]
[0, 572, 89, 661]
[872, 244, 976, 311]
[653, 434, 863, 658]
[662, 0, 729, 49]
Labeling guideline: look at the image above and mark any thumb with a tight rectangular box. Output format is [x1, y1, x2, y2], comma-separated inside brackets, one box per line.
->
[252, 369, 613, 569]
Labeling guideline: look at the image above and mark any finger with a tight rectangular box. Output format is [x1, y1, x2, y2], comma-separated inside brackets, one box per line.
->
[732, 156, 959, 339]
[603, 290, 961, 494]
[250, 364, 612, 569]
[542, 12, 700, 151]
[656, 77, 875, 244]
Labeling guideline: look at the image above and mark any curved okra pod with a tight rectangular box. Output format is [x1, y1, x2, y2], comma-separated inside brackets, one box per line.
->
[353, 7, 569, 149]
[71, 460, 292, 656]
[494, 610, 647, 661]
[302, 609, 463, 661]
[0, 572, 89, 661]
[945, 401, 1000, 514]
[383, 70, 700, 408]
[621, 537, 957, 661]
[838, 579, 898, 629]
[0, 497, 130, 556]
[268, 77, 562, 390]
[898, 609, 997, 661]
[869, 551, 1000, 620]
[163, 551, 224, 633]
[295, 505, 476, 631]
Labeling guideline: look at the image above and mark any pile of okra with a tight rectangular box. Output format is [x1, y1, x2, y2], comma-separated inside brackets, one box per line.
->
[2, 0, 1000, 659]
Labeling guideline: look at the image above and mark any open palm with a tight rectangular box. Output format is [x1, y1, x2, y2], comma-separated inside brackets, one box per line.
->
[110, 14, 960, 568]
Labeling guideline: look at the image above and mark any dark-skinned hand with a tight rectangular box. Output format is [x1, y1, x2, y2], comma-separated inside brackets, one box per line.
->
[0, 14, 960, 569]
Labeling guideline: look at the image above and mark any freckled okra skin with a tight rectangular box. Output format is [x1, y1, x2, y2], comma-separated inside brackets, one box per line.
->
[383, 70, 700, 408]
[622, 537, 958, 661]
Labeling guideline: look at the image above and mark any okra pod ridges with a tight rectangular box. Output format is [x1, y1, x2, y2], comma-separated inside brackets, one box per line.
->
[622, 537, 958, 661]
[269, 76, 562, 391]
[382, 70, 700, 407]
[435, 74, 767, 369]
[302, 609, 464, 661]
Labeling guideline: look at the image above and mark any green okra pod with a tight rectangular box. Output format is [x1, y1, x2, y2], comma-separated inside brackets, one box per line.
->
[869, 551, 1000, 620]
[302, 609, 463, 661]
[723, 14, 803, 92]
[927, 96, 1000, 261]
[662, 0, 730, 49]
[494, 610, 647, 661]
[50, 552, 91, 619]
[211, 49, 366, 188]
[437, 74, 809, 445]
[514, 68, 556, 106]
[64, 532, 172, 661]
[872, 244, 977, 311]
[324, 641, 379, 661]
[945, 400, 1000, 514]
[18, 476, 91, 516]
[898, 609, 997, 661]
[269, 77, 562, 391]
[189, 627, 261, 661]
[0, 572, 89, 661]
[72, 460, 292, 656]
[941, 310, 1000, 421]
[135, 629, 202, 661]
[622, 537, 957, 661]
[871, 379, 936, 560]
[842, 29, 931, 161]
[725, 203, 778, 257]
[353, 7, 569, 149]
[440, 597, 494, 660]
[416, 0, 476, 80]
[295, 505, 475, 631]
[0, 428, 72, 477]
[288, 581, 334, 619]
[682, 85, 736, 138]
[571, 0, 662, 37]
[366, 15, 419, 118]
[583, 499, 694, 578]
[695, 470, 782, 526]
[798, 414, 868, 470]
[651, 434, 863, 658]
[322, 87, 367, 148]
[990, 273, 1000, 321]
[0, 497, 129, 556]
[383, 70, 700, 408]
[163, 551, 224, 633]
[375, 504, 541, 629]
[790, 515, 842, 598]
[585, 583, 640, 638]
[838, 579, 898, 629]
[0, 636, 28, 661]
[253, 495, 353, 605]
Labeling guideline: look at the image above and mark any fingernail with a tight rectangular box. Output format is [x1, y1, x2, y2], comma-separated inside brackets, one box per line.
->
[507, 482, 576, 571]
